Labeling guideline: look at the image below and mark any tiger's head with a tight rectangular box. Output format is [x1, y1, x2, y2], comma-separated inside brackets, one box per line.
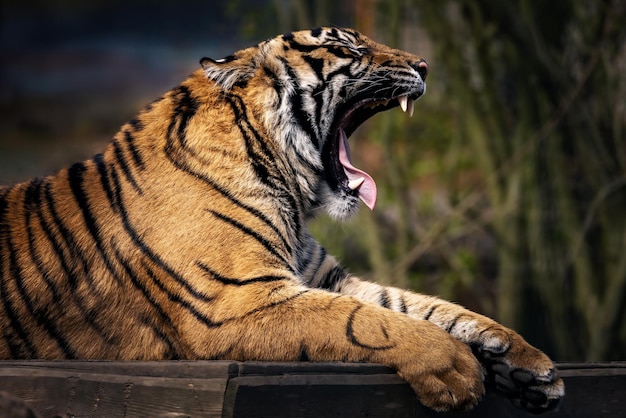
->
[200, 27, 427, 220]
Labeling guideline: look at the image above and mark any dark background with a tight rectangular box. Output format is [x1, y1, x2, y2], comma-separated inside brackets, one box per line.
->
[1, 0, 276, 183]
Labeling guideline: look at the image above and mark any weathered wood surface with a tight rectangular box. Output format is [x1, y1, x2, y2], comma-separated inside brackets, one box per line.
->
[0, 361, 624, 417]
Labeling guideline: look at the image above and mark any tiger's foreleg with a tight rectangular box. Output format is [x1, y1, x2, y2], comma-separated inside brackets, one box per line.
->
[306, 255, 564, 413]
[195, 286, 483, 412]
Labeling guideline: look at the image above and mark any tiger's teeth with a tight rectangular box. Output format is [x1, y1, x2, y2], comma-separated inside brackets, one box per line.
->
[407, 98, 414, 117]
[398, 95, 408, 112]
[348, 177, 365, 190]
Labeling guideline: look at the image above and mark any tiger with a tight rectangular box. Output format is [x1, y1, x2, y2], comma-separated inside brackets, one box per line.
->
[0, 27, 564, 413]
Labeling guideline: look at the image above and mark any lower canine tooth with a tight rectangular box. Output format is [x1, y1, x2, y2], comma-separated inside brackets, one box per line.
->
[348, 177, 365, 190]
[407, 98, 414, 117]
[399, 95, 408, 112]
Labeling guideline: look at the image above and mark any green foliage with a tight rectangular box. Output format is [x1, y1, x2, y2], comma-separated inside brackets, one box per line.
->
[412, 0, 626, 360]
[315, 0, 626, 361]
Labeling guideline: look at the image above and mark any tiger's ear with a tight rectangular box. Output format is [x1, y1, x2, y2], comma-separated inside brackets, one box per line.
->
[200, 47, 259, 91]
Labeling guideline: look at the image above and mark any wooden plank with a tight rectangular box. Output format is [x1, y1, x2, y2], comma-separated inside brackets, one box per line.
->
[233, 361, 395, 377]
[555, 363, 626, 418]
[0, 361, 234, 417]
[0, 361, 624, 418]
[0, 360, 238, 378]
[222, 373, 417, 418]
[221, 371, 531, 418]
[223, 362, 626, 418]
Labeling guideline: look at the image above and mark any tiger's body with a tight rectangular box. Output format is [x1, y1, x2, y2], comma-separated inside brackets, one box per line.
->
[0, 28, 563, 412]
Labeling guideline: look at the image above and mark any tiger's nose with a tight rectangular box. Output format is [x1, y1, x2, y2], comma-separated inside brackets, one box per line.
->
[411, 59, 428, 81]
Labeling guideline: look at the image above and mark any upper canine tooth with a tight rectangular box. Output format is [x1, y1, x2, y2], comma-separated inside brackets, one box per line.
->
[407, 98, 414, 117]
[348, 177, 365, 190]
[398, 95, 408, 112]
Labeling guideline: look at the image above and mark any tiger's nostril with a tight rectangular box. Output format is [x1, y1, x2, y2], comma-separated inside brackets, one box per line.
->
[414, 59, 428, 81]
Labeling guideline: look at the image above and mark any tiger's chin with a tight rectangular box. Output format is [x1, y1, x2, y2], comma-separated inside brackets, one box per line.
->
[313, 182, 360, 221]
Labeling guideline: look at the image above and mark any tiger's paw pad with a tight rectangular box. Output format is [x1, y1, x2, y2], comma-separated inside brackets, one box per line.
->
[477, 332, 565, 413]
[490, 362, 564, 413]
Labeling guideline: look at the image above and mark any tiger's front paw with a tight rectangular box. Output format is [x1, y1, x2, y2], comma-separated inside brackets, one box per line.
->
[398, 332, 485, 412]
[472, 325, 565, 413]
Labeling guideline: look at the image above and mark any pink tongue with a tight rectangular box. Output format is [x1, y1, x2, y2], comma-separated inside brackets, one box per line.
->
[338, 129, 377, 210]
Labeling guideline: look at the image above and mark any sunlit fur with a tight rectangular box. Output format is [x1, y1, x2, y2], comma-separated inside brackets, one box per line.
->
[0, 28, 563, 413]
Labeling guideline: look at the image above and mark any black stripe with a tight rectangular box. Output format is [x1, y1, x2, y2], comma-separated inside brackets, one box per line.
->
[23, 178, 77, 357]
[166, 153, 294, 257]
[303, 55, 334, 134]
[239, 289, 309, 319]
[311, 83, 327, 133]
[379, 289, 391, 309]
[0, 281, 30, 357]
[228, 94, 277, 167]
[67, 162, 124, 286]
[67, 162, 102, 245]
[423, 304, 439, 321]
[0, 283, 36, 357]
[303, 55, 325, 80]
[283, 40, 317, 53]
[477, 324, 498, 338]
[317, 265, 346, 290]
[128, 117, 144, 132]
[311, 246, 327, 275]
[167, 85, 199, 148]
[2, 233, 39, 358]
[106, 164, 214, 303]
[226, 94, 301, 222]
[446, 315, 460, 333]
[141, 262, 223, 330]
[196, 262, 290, 286]
[280, 58, 320, 148]
[112, 141, 143, 194]
[326, 65, 357, 101]
[43, 182, 97, 291]
[399, 295, 408, 314]
[297, 242, 325, 279]
[123, 130, 145, 170]
[0, 188, 8, 219]
[42, 183, 113, 340]
[299, 343, 310, 361]
[112, 243, 180, 357]
[23, 177, 44, 208]
[346, 305, 396, 350]
[208, 209, 292, 270]
[284, 38, 357, 60]
[93, 154, 120, 213]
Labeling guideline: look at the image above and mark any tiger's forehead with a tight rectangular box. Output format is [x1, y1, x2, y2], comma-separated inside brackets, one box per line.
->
[272, 27, 365, 47]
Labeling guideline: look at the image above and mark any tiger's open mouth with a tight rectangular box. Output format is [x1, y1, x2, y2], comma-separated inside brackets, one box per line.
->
[324, 88, 425, 210]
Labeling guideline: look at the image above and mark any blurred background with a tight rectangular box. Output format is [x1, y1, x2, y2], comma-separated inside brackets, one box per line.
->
[1, 0, 625, 361]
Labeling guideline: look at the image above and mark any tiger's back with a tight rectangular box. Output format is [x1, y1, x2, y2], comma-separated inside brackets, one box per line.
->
[0, 27, 564, 413]
[0, 69, 297, 359]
